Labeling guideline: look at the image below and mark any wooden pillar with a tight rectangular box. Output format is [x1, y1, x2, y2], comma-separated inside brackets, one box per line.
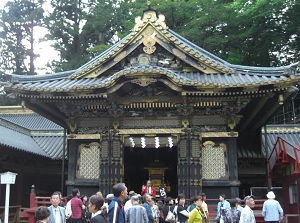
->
[100, 130, 123, 195]
[228, 137, 239, 197]
[190, 134, 202, 196]
[66, 139, 76, 195]
[178, 131, 191, 197]
[99, 133, 110, 195]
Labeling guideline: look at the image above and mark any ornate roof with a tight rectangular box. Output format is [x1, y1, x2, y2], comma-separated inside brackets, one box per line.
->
[2, 7, 300, 134]
[5, 8, 300, 96]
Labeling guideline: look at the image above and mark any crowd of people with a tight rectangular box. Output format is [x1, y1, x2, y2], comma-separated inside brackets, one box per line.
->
[34, 181, 284, 223]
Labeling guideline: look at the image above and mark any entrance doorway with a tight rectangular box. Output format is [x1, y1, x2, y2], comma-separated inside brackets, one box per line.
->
[124, 145, 178, 198]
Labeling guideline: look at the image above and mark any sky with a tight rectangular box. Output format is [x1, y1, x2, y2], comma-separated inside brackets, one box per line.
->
[0, 0, 59, 74]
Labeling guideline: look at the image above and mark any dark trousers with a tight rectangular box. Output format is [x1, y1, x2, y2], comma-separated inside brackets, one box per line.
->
[71, 218, 84, 223]
[265, 221, 279, 223]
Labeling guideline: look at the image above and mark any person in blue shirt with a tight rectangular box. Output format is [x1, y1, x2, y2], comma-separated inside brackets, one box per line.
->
[215, 194, 230, 223]
[108, 183, 128, 223]
[143, 194, 154, 223]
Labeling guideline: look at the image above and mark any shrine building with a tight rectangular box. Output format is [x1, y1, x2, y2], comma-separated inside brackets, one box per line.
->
[3, 5, 300, 199]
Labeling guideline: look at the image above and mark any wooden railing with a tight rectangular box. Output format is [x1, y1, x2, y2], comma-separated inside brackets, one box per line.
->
[0, 205, 21, 223]
[21, 185, 67, 223]
[205, 198, 266, 223]
[21, 185, 52, 223]
[268, 136, 300, 177]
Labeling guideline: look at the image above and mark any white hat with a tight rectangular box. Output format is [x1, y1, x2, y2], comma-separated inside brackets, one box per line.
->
[266, 191, 276, 199]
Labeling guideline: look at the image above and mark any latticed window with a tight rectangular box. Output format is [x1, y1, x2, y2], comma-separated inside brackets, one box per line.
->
[202, 141, 228, 179]
[77, 142, 100, 179]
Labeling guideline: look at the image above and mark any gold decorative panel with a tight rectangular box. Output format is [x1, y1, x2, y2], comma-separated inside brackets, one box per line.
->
[77, 142, 100, 179]
[191, 139, 201, 158]
[202, 141, 227, 179]
[112, 140, 121, 158]
[101, 140, 108, 158]
[179, 139, 187, 158]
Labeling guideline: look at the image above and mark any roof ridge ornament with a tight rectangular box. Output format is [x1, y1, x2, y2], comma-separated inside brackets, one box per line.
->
[133, 4, 167, 32]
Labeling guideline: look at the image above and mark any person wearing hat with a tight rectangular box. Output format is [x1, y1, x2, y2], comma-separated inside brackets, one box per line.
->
[261, 191, 284, 223]
[125, 196, 148, 223]
[239, 195, 255, 223]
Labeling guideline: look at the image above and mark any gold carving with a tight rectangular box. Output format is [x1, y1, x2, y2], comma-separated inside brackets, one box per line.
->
[227, 115, 241, 130]
[138, 54, 151, 65]
[131, 77, 157, 87]
[145, 167, 168, 175]
[134, 16, 144, 31]
[262, 126, 300, 133]
[67, 134, 101, 139]
[68, 120, 77, 133]
[133, 9, 167, 32]
[155, 14, 167, 30]
[182, 119, 189, 128]
[144, 26, 156, 36]
[118, 128, 182, 135]
[142, 28, 157, 54]
[201, 132, 238, 138]
[113, 121, 120, 129]
[143, 44, 156, 54]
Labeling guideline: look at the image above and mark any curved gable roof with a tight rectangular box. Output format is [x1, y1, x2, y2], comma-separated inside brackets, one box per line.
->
[2, 7, 299, 100]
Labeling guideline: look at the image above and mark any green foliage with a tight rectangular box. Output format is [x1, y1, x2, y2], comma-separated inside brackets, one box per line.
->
[0, 0, 299, 75]
[0, 0, 45, 75]
[228, 0, 292, 66]
[43, 0, 89, 72]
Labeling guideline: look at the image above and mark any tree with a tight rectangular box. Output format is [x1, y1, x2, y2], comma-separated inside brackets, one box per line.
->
[0, 0, 45, 75]
[31, 0, 300, 73]
[81, 0, 123, 58]
[118, 0, 235, 60]
[277, 0, 300, 65]
[228, 0, 291, 66]
[44, 0, 98, 71]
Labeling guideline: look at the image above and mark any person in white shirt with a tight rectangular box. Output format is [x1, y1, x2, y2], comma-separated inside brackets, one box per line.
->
[65, 194, 73, 222]
[239, 195, 256, 223]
